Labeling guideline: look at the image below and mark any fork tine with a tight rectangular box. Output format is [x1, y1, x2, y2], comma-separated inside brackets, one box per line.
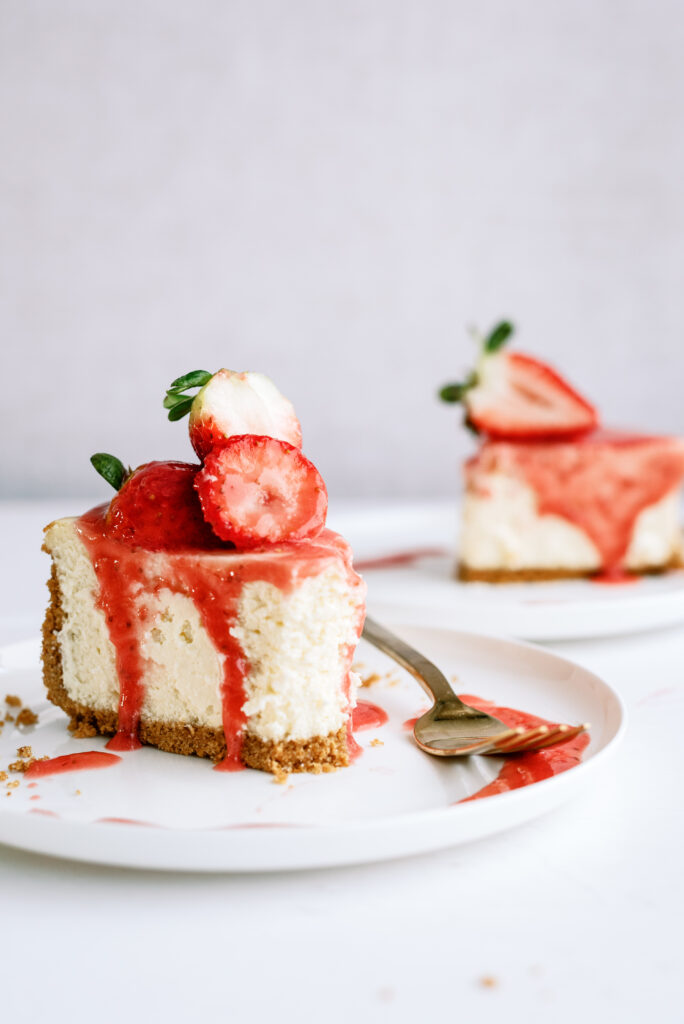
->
[520, 723, 589, 750]
[491, 724, 551, 754]
[487, 722, 589, 755]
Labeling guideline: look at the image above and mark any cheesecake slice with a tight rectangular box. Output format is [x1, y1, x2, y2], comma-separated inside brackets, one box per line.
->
[441, 323, 684, 582]
[41, 369, 367, 774]
[460, 433, 684, 580]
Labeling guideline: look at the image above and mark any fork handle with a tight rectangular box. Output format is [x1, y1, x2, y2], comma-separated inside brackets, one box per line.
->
[361, 617, 464, 707]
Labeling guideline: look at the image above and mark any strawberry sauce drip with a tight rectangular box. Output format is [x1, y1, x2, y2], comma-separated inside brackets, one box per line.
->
[469, 432, 684, 572]
[352, 700, 389, 731]
[592, 568, 640, 585]
[354, 548, 448, 571]
[76, 507, 364, 768]
[24, 751, 122, 779]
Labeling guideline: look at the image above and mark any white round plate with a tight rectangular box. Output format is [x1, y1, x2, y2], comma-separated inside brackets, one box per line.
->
[329, 502, 684, 641]
[0, 630, 624, 872]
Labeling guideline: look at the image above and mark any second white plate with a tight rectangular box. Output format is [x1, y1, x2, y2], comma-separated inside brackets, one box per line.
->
[330, 501, 684, 641]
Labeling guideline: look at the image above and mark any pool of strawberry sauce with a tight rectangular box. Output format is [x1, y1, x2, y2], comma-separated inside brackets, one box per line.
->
[404, 695, 589, 801]
[74, 504, 364, 769]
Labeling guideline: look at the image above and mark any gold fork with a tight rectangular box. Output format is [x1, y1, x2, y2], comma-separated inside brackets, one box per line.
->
[362, 617, 589, 756]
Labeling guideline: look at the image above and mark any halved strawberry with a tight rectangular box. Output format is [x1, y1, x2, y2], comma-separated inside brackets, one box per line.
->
[195, 435, 328, 547]
[163, 369, 302, 461]
[97, 459, 225, 551]
[439, 322, 598, 440]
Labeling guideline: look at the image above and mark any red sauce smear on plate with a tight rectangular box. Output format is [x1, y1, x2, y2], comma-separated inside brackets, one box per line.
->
[355, 548, 448, 571]
[96, 817, 157, 827]
[467, 432, 684, 573]
[25, 751, 122, 779]
[352, 700, 389, 731]
[76, 506, 365, 769]
[458, 695, 590, 801]
[403, 695, 590, 801]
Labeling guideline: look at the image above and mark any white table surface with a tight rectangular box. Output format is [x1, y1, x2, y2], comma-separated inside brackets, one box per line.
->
[1, 499, 682, 1024]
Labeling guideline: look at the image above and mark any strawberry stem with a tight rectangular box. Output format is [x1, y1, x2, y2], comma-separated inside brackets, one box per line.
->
[438, 320, 515, 405]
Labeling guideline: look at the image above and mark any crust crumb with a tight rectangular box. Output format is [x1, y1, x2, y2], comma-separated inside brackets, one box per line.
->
[360, 672, 382, 688]
[370, 738, 384, 748]
[4, 695, 21, 707]
[479, 976, 498, 989]
[0, 771, 7, 782]
[359, 670, 399, 688]
[17, 746, 33, 759]
[16, 708, 38, 727]
[9, 758, 36, 773]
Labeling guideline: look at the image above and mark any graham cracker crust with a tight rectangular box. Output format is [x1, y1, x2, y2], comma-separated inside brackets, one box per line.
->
[41, 563, 349, 774]
[458, 555, 683, 583]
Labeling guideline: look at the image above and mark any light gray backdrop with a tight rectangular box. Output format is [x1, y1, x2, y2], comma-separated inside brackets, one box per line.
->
[2, 0, 683, 499]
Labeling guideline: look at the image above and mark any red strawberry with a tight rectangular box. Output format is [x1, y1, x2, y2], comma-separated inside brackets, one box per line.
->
[105, 461, 225, 551]
[163, 369, 302, 461]
[439, 322, 598, 440]
[466, 352, 598, 439]
[195, 435, 328, 547]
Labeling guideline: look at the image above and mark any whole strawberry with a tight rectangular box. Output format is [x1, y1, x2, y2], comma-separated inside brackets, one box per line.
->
[90, 455, 225, 551]
[163, 369, 302, 461]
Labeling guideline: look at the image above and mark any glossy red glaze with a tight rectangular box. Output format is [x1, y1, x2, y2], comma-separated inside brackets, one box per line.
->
[354, 548, 448, 571]
[25, 751, 121, 779]
[97, 817, 157, 826]
[352, 700, 389, 731]
[457, 695, 589, 801]
[403, 695, 589, 801]
[76, 506, 364, 767]
[467, 431, 684, 572]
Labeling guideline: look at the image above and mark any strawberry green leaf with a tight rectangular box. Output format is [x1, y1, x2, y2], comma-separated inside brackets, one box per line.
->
[168, 370, 212, 392]
[439, 382, 467, 403]
[164, 370, 213, 421]
[90, 453, 127, 491]
[484, 320, 514, 353]
[438, 370, 478, 404]
[163, 391, 192, 411]
[167, 397, 195, 421]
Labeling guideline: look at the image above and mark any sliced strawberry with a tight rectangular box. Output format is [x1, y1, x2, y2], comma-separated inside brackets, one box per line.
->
[195, 435, 328, 547]
[465, 352, 598, 440]
[163, 369, 302, 461]
[105, 461, 225, 551]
